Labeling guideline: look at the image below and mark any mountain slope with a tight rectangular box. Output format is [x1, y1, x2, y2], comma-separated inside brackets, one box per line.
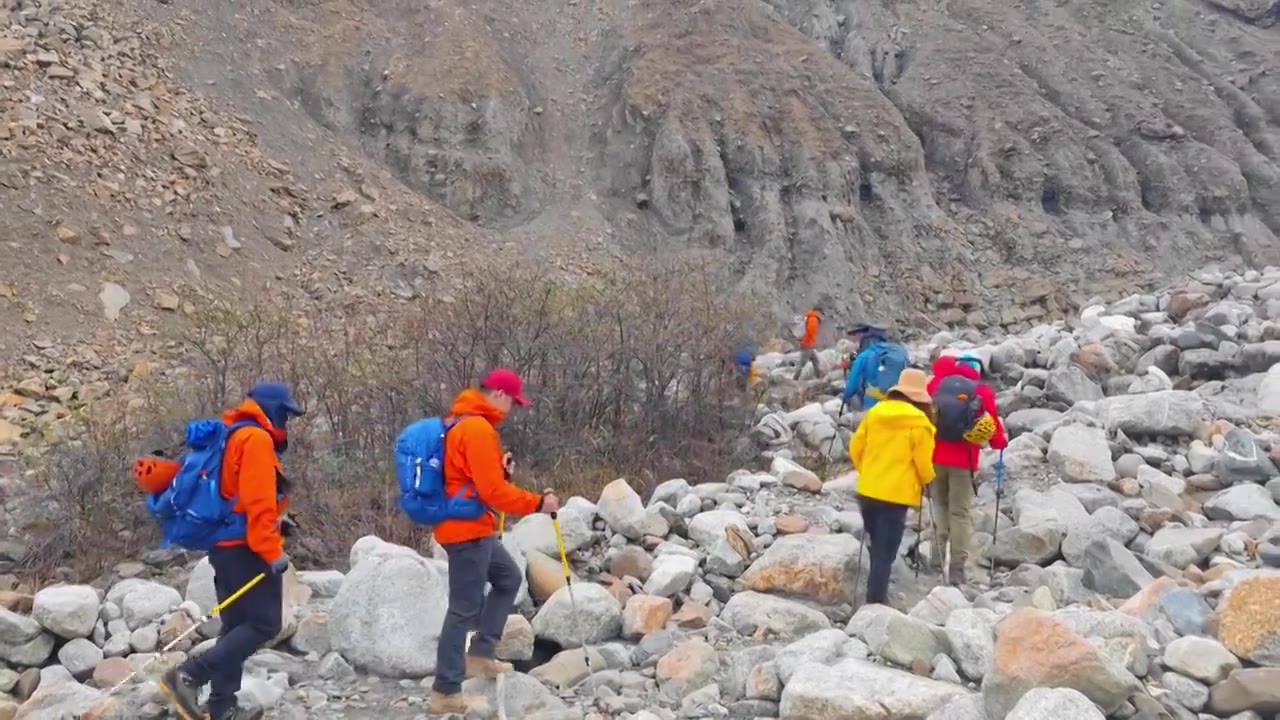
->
[2, 0, 1278, 366]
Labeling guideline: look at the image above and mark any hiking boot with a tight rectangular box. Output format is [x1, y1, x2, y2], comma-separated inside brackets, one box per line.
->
[947, 563, 967, 587]
[211, 707, 265, 720]
[465, 654, 513, 679]
[429, 690, 492, 715]
[159, 668, 203, 720]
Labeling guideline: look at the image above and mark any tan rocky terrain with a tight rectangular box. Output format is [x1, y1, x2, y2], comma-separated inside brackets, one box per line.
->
[3, 0, 1279, 369]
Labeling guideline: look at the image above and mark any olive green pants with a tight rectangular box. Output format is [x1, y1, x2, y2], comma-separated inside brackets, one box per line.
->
[931, 464, 976, 573]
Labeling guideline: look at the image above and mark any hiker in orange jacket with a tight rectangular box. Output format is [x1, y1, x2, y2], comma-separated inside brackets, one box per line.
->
[431, 369, 560, 715]
[792, 305, 824, 381]
[163, 383, 303, 720]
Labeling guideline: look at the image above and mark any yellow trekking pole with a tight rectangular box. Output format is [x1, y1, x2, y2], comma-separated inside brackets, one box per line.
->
[112, 573, 266, 696]
[550, 502, 597, 707]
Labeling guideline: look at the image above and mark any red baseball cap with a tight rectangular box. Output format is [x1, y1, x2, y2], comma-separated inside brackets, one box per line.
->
[481, 368, 529, 406]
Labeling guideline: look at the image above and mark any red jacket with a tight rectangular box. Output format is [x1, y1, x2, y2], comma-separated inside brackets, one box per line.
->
[927, 356, 1007, 470]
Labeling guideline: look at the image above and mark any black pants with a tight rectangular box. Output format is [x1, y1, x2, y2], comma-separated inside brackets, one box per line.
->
[433, 536, 523, 694]
[858, 496, 909, 605]
[181, 545, 283, 717]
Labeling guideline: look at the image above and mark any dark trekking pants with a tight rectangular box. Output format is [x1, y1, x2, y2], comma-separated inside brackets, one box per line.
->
[793, 348, 821, 381]
[858, 495, 909, 606]
[180, 545, 282, 718]
[433, 535, 523, 694]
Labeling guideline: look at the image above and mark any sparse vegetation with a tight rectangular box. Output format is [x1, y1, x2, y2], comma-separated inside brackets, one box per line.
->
[22, 257, 767, 579]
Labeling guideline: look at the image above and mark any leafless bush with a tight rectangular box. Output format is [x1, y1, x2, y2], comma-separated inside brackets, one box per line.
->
[26, 256, 766, 576]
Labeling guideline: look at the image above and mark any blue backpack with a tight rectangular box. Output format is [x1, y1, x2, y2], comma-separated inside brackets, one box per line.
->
[394, 417, 488, 526]
[145, 419, 261, 550]
[861, 342, 910, 401]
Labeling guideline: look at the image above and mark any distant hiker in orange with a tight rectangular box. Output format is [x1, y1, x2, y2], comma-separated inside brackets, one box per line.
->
[430, 369, 561, 716]
[792, 305, 824, 381]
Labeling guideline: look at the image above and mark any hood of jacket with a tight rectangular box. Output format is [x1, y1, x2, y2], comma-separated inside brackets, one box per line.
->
[864, 397, 935, 431]
[931, 355, 980, 382]
[449, 388, 507, 427]
[223, 399, 288, 445]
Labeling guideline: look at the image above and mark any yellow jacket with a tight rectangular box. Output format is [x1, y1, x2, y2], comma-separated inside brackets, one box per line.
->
[848, 398, 937, 507]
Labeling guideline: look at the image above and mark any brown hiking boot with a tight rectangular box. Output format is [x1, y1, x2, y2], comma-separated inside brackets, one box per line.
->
[465, 654, 513, 679]
[429, 690, 492, 715]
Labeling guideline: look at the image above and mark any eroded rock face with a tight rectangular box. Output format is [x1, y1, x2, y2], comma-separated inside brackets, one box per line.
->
[255, 0, 1280, 325]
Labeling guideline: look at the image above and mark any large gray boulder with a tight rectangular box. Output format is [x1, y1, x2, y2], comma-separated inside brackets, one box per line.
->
[852, 605, 951, 668]
[1163, 636, 1241, 686]
[944, 608, 998, 681]
[720, 592, 831, 640]
[507, 508, 592, 558]
[1095, 391, 1207, 437]
[1045, 366, 1104, 406]
[1215, 427, 1279, 483]
[1259, 365, 1280, 417]
[532, 584, 622, 647]
[1061, 507, 1139, 568]
[106, 579, 181, 630]
[995, 524, 1065, 567]
[0, 608, 54, 667]
[32, 585, 100, 640]
[1006, 687, 1104, 720]
[1144, 527, 1226, 569]
[1204, 484, 1280, 522]
[687, 510, 751, 548]
[1081, 538, 1153, 598]
[780, 659, 971, 719]
[13, 666, 110, 719]
[1047, 425, 1116, 484]
[329, 539, 449, 677]
[596, 478, 652, 540]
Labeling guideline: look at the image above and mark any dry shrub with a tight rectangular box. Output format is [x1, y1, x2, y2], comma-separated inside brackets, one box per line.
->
[25, 256, 766, 577]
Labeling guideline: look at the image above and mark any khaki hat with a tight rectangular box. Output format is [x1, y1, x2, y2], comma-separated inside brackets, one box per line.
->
[889, 368, 932, 405]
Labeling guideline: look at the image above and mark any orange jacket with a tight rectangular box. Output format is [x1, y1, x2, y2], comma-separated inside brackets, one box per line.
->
[215, 399, 288, 563]
[800, 309, 822, 349]
[434, 389, 543, 545]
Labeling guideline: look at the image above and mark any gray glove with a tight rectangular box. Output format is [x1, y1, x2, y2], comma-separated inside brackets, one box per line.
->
[268, 553, 290, 576]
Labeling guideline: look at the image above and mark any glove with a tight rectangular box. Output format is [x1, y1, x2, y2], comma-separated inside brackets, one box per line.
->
[268, 553, 290, 576]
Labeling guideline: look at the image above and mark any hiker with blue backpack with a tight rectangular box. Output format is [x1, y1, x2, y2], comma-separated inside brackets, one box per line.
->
[393, 369, 559, 716]
[926, 353, 1007, 586]
[135, 383, 304, 720]
[841, 325, 910, 411]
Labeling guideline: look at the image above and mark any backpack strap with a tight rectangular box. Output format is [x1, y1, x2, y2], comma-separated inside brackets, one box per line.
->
[439, 415, 479, 501]
[222, 418, 268, 510]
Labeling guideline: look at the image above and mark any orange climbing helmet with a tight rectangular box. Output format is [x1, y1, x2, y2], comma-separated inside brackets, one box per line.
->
[133, 455, 181, 495]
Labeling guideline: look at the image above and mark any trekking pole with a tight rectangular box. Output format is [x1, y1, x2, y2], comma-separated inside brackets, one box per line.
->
[107, 573, 266, 696]
[991, 450, 1005, 584]
[915, 497, 924, 581]
[551, 510, 597, 708]
[825, 399, 847, 459]
[852, 533, 865, 612]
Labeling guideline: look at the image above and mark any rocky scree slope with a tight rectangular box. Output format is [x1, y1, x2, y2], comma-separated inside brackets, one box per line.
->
[1, 265, 1280, 719]
[151, 0, 1280, 317]
[6, 0, 1280, 369]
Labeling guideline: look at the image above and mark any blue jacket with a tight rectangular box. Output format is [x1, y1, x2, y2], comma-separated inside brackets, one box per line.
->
[842, 339, 888, 408]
